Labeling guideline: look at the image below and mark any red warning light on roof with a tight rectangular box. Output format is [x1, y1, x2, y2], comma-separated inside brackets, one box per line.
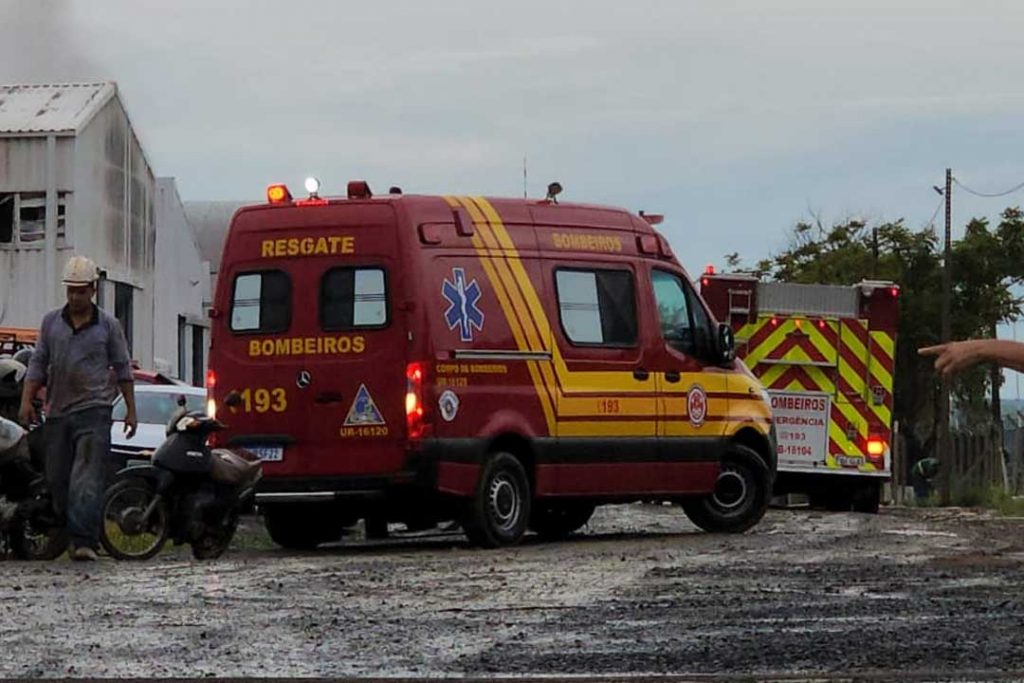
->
[891, 286, 900, 297]
[704, 264, 715, 275]
[267, 183, 292, 204]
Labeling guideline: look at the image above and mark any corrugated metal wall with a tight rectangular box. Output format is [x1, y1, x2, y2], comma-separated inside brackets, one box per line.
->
[0, 96, 161, 369]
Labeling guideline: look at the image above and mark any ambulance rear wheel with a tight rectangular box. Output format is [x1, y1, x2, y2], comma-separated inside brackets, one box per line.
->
[681, 444, 770, 533]
[529, 501, 595, 540]
[263, 504, 345, 550]
[463, 452, 531, 548]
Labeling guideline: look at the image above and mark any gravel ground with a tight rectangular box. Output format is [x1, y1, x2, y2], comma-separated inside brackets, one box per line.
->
[2, 503, 1024, 679]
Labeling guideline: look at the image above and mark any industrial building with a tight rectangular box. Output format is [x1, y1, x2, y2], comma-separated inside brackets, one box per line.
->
[0, 81, 209, 383]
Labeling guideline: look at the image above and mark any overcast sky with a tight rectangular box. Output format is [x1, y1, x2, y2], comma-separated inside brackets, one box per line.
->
[5, 0, 1024, 390]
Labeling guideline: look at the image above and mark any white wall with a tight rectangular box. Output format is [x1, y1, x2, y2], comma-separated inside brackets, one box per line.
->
[154, 177, 208, 382]
[71, 96, 156, 367]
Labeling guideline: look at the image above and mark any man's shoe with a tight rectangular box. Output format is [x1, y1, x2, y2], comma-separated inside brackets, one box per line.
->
[70, 546, 98, 562]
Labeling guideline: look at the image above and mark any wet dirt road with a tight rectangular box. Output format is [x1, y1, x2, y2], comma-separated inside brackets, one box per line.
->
[2, 504, 1024, 679]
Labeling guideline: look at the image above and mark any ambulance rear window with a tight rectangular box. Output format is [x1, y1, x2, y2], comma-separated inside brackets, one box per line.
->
[555, 268, 637, 346]
[320, 267, 388, 330]
[230, 270, 291, 333]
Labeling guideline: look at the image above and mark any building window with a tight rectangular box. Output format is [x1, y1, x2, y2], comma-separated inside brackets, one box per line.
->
[114, 282, 134, 355]
[177, 315, 187, 381]
[230, 271, 291, 333]
[320, 267, 388, 330]
[0, 192, 68, 246]
[191, 325, 205, 387]
[555, 268, 637, 347]
[0, 196, 12, 243]
[19, 195, 45, 243]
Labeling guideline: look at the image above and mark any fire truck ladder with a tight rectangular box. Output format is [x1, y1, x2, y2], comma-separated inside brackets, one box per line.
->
[727, 288, 753, 354]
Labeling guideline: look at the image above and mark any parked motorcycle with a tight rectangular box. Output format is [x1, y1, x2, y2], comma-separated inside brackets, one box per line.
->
[0, 415, 68, 560]
[99, 403, 262, 560]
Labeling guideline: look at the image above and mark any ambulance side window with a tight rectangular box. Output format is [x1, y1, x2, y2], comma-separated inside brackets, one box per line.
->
[652, 269, 713, 359]
[320, 267, 388, 330]
[685, 282, 715, 359]
[230, 270, 291, 333]
[555, 268, 637, 346]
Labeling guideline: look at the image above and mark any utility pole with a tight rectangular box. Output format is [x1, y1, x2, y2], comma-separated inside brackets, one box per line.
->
[523, 156, 528, 199]
[938, 167, 953, 504]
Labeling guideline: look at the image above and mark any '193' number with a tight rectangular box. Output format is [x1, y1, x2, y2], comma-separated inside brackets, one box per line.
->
[237, 387, 287, 413]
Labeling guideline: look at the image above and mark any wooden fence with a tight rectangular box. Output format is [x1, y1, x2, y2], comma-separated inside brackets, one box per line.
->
[890, 422, 1009, 504]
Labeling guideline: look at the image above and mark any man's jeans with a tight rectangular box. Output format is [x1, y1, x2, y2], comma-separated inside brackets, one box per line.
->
[45, 407, 114, 550]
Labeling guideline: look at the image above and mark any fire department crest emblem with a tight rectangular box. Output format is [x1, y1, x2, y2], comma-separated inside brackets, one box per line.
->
[687, 384, 707, 427]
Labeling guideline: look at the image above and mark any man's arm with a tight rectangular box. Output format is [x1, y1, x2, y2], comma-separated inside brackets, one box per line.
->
[107, 317, 137, 438]
[18, 379, 42, 426]
[118, 380, 137, 439]
[919, 339, 1024, 376]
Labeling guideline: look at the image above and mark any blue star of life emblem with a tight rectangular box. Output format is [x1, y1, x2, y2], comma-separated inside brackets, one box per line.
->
[442, 267, 484, 342]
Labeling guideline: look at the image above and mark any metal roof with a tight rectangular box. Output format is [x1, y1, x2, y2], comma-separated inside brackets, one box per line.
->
[184, 200, 251, 272]
[0, 82, 116, 135]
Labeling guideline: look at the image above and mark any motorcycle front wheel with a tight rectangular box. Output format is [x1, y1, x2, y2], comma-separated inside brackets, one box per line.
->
[191, 509, 240, 560]
[100, 478, 170, 560]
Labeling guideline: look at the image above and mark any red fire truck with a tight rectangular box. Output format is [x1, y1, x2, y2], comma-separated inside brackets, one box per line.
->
[701, 272, 898, 512]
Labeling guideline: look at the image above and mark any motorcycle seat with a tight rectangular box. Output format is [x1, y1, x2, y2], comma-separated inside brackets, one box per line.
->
[209, 448, 262, 486]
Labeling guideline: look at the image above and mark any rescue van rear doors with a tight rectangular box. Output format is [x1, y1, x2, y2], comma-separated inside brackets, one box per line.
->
[212, 203, 408, 481]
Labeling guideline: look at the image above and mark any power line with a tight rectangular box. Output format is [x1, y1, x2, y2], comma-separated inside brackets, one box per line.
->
[952, 176, 1024, 198]
[925, 196, 944, 229]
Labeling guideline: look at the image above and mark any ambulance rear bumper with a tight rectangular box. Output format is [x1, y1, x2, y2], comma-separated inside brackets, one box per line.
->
[254, 469, 425, 502]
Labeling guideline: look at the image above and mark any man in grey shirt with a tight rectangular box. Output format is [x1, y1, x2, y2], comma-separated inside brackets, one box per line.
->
[18, 255, 138, 561]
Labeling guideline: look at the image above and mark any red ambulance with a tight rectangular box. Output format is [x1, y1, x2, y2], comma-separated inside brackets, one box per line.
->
[206, 180, 777, 548]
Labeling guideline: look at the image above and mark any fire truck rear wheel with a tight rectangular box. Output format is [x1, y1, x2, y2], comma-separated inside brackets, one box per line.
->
[262, 503, 346, 550]
[851, 481, 882, 514]
[529, 501, 596, 540]
[681, 444, 771, 533]
[463, 452, 531, 548]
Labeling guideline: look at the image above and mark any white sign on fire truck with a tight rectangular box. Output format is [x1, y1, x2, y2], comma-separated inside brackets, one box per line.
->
[769, 390, 830, 469]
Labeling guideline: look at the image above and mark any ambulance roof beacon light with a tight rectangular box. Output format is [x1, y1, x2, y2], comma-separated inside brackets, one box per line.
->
[304, 176, 321, 199]
[267, 183, 292, 204]
[639, 210, 664, 225]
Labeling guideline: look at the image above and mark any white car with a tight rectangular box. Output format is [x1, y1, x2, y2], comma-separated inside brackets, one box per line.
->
[111, 384, 207, 465]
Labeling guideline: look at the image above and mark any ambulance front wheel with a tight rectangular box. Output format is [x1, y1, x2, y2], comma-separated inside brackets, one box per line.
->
[681, 444, 771, 533]
[463, 452, 531, 548]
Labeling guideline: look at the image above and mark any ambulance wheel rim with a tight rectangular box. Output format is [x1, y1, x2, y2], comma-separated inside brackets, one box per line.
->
[487, 474, 521, 531]
[711, 467, 747, 511]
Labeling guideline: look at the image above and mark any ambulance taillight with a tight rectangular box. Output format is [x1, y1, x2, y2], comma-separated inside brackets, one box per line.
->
[406, 362, 429, 439]
[206, 368, 217, 419]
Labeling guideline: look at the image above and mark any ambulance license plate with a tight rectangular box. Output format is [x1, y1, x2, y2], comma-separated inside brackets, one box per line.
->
[248, 445, 284, 462]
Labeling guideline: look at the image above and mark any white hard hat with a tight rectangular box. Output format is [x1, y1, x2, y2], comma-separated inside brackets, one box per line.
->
[62, 255, 99, 286]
